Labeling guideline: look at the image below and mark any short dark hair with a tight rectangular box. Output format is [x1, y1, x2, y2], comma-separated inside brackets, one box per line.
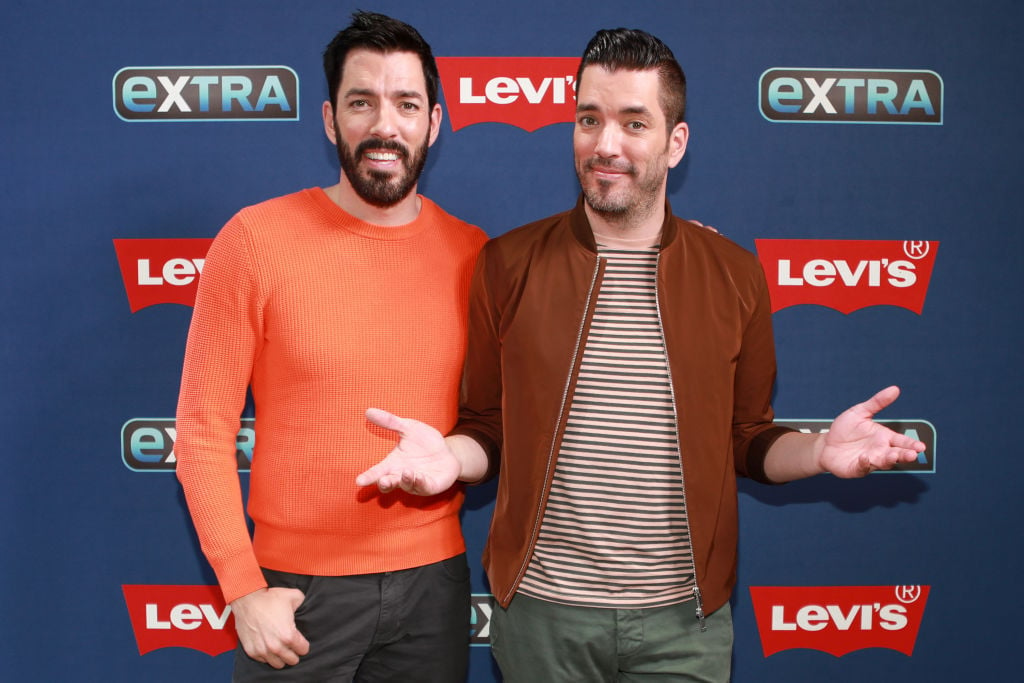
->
[575, 28, 687, 126]
[322, 10, 439, 110]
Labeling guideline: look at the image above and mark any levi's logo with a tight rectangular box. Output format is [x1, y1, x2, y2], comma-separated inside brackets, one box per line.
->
[755, 239, 939, 314]
[122, 585, 236, 656]
[113, 238, 213, 312]
[750, 585, 930, 657]
[436, 57, 579, 131]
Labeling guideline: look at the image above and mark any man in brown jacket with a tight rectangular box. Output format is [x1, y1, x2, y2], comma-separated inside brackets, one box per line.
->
[358, 27, 925, 682]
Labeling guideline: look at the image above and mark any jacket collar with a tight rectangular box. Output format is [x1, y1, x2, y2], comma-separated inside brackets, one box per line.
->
[568, 194, 680, 252]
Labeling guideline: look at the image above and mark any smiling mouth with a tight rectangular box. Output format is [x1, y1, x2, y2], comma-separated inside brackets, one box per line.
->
[586, 160, 632, 176]
[365, 151, 401, 162]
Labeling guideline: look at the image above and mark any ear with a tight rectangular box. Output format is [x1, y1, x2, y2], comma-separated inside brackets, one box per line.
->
[667, 121, 689, 169]
[322, 100, 337, 145]
[427, 102, 443, 147]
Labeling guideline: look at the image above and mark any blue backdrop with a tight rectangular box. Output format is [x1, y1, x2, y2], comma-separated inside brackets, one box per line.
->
[3, 1, 1021, 680]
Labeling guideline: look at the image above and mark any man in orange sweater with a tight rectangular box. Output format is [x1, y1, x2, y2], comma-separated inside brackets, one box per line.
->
[175, 11, 488, 681]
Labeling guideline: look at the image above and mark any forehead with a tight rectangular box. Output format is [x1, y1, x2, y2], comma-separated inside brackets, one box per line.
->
[339, 49, 426, 95]
[576, 65, 663, 116]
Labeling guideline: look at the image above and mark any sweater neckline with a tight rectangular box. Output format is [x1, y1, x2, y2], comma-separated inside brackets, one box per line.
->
[306, 187, 436, 241]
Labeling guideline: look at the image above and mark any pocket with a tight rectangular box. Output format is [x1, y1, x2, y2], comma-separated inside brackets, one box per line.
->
[261, 567, 315, 594]
[261, 568, 315, 617]
[438, 552, 471, 583]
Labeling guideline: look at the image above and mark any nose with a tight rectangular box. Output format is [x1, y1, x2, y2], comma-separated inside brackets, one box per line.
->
[593, 123, 621, 158]
[369, 103, 399, 138]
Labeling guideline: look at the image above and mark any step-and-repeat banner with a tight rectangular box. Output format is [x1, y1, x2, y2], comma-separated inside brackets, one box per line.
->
[4, 1, 1021, 680]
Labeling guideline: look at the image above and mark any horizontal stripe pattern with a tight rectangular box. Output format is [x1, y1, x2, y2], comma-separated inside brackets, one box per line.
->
[519, 246, 694, 608]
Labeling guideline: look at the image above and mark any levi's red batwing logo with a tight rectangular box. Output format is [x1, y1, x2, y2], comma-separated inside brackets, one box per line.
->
[113, 238, 213, 312]
[755, 239, 938, 314]
[436, 57, 579, 131]
[749, 585, 930, 657]
[123, 585, 236, 656]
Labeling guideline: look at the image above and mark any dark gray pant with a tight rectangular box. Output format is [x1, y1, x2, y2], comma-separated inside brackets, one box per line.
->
[232, 554, 471, 682]
[491, 594, 733, 682]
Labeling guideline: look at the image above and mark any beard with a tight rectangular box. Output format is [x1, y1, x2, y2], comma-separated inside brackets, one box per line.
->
[335, 124, 430, 208]
[577, 154, 668, 221]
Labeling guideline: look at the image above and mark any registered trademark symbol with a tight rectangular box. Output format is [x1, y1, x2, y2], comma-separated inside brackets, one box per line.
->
[902, 241, 930, 260]
[894, 585, 922, 604]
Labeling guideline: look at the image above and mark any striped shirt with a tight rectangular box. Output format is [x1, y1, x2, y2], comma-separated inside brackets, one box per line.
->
[518, 245, 695, 608]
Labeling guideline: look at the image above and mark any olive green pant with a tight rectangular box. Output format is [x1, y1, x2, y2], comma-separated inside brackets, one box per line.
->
[491, 594, 733, 682]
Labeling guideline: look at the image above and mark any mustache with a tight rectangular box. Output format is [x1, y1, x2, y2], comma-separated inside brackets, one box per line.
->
[355, 138, 408, 158]
[584, 158, 634, 175]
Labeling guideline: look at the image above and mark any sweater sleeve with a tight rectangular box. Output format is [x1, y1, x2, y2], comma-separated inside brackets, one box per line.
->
[175, 215, 268, 603]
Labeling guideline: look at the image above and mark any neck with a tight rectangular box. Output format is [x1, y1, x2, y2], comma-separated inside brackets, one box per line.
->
[584, 200, 665, 249]
[323, 181, 422, 226]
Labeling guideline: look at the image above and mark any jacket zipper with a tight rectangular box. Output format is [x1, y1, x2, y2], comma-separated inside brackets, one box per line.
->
[504, 254, 604, 603]
[653, 251, 707, 632]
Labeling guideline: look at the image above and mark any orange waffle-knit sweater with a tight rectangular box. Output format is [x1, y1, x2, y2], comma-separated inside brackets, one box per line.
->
[176, 187, 488, 603]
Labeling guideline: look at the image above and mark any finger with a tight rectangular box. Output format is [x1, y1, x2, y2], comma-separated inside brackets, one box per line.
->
[355, 461, 390, 487]
[858, 385, 900, 417]
[365, 407, 404, 433]
[286, 588, 306, 609]
[264, 650, 289, 669]
[276, 647, 301, 667]
[897, 447, 924, 463]
[293, 631, 311, 656]
[401, 470, 433, 494]
[891, 434, 927, 452]
[401, 469, 420, 488]
[377, 474, 401, 492]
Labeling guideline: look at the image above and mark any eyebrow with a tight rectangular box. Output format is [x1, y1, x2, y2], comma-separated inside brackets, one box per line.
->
[343, 87, 425, 100]
[576, 102, 654, 117]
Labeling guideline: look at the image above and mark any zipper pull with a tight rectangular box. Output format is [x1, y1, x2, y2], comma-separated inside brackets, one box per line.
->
[693, 586, 707, 632]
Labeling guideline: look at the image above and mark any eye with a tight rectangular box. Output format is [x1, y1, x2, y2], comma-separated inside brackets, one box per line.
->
[399, 101, 420, 112]
[578, 115, 598, 127]
[627, 120, 647, 131]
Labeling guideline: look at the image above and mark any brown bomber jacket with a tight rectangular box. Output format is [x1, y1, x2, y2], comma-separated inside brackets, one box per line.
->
[452, 196, 793, 619]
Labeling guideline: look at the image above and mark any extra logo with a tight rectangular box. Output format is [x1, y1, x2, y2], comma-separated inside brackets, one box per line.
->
[122, 585, 235, 656]
[760, 68, 942, 124]
[470, 594, 494, 646]
[777, 420, 935, 473]
[749, 585, 930, 657]
[113, 66, 299, 121]
[113, 238, 213, 312]
[436, 57, 579, 131]
[755, 240, 939, 314]
[122, 418, 254, 472]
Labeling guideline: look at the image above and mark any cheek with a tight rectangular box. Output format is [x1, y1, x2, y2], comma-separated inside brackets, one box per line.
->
[573, 135, 593, 163]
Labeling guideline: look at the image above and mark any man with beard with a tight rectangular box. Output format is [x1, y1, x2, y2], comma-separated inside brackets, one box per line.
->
[358, 27, 925, 680]
[175, 11, 487, 681]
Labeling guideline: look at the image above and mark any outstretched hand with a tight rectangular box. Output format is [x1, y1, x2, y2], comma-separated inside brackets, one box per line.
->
[818, 386, 926, 478]
[356, 408, 461, 495]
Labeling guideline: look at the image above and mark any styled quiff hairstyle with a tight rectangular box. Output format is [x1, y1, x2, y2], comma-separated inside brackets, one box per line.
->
[575, 28, 687, 126]
[323, 10, 440, 109]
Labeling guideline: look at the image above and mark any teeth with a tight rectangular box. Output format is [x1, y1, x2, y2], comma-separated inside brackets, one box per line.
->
[366, 152, 399, 161]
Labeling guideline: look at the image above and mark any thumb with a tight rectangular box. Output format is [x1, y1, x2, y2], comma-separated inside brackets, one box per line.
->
[366, 407, 403, 433]
[285, 588, 305, 610]
[859, 385, 900, 417]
